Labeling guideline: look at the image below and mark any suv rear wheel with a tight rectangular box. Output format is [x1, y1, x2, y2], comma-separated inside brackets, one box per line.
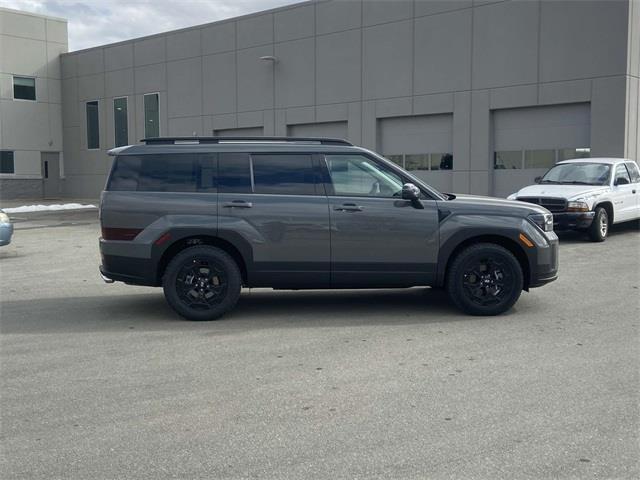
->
[446, 243, 523, 316]
[162, 246, 242, 321]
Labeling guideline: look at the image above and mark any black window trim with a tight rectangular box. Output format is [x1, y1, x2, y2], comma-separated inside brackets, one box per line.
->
[12, 75, 36, 102]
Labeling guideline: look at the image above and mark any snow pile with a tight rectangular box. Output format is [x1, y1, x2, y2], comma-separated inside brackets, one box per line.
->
[3, 203, 97, 214]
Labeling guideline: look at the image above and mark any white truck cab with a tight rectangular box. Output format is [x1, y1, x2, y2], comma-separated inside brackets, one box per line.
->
[508, 158, 640, 241]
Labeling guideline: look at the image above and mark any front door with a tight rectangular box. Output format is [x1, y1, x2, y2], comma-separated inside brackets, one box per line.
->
[41, 152, 60, 198]
[612, 163, 636, 222]
[323, 153, 440, 287]
[217, 152, 330, 288]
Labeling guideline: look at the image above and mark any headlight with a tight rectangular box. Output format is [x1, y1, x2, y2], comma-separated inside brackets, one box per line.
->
[528, 212, 553, 232]
[567, 201, 589, 212]
[0, 212, 10, 223]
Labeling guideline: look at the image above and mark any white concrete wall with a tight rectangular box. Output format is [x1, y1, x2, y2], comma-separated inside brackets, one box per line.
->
[0, 7, 67, 198]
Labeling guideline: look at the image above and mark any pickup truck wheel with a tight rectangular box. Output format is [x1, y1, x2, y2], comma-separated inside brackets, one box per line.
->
[446, 243, 523, 316]
[162, 246, 241, 321]
[588, 207, 608, 242]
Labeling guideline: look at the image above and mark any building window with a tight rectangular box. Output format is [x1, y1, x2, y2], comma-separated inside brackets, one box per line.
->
[386, 153, 453, 171]
[494, 151, 522, 169]
[558, 147, 590, 161]
[86, 101, 100, 149]
[144, 93, 159, 138]
[13, 76, 36, 100]
[524, 149, 556, 169]
[0, 151, 15, 174]
[113, 97, 128, 147]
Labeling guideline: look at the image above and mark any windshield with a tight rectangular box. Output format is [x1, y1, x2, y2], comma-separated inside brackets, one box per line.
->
[540, 163, 611, 186]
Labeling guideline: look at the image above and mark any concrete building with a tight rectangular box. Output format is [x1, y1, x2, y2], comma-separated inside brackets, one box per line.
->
[1, 0, 639, 199]
[0, 7, 67, 199]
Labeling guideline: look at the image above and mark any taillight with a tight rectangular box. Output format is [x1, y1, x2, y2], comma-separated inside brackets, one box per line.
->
[101, 227, 142, 241]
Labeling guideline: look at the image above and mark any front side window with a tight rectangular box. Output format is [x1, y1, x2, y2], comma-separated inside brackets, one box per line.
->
[0, 151, 15, 174]
[614, 163, 631, 184]
[251, 154, 317, 195]
[144, 93, 159, 138]
[13, 76, 35, 100]
[113, 97, 128, 147]
[325, 154, 404, 198]
[540, 163, 611, 186]
[86, 101, 100, 149]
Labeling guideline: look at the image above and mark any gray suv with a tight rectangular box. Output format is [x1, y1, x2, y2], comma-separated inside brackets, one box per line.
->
[100, 137, 558, 320]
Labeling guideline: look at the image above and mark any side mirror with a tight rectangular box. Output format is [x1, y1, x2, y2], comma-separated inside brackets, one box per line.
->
[534, 176, 542, 184]
[401, 183, 424, 209]
[615, 176, 630, 186]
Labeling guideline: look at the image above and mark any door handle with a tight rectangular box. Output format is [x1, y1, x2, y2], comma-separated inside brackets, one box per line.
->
[632, 189, 637, 194]
[222, 200, 253, 208]
[334, 203, 363, 212]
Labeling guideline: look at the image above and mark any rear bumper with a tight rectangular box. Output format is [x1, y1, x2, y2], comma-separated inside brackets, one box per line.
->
[552, 211, 595, 230]
[99, 238, 157, 286]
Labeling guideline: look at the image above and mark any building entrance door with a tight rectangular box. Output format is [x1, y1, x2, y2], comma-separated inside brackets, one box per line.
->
[41, 152, 60, 198]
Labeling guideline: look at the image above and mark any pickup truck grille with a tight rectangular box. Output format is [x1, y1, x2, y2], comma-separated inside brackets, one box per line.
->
[517, 197, 567, 213]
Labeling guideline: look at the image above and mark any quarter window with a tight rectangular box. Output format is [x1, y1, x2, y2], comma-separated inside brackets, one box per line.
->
[625, 162, 640, 183]
[144, 93, 160, 138]
[251, 154, 317, 195]
[86, 101, 100, 149]
[113, 97, 128, 147]
[325, 154, 404, 198]
[13, 76, 36, 100]
[0, 151, 15, 174]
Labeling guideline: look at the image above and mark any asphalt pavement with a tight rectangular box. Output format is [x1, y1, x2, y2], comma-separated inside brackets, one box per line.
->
[1, 210, 638, 479]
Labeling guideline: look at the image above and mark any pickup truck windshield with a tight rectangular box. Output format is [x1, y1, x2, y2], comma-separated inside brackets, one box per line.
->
[540, 163, 611, 186]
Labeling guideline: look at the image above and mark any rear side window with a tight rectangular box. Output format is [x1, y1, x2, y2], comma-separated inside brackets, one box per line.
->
[218, 153, 252, 193]
[251, 154, 317, 195]
[108, 154, 216, 192]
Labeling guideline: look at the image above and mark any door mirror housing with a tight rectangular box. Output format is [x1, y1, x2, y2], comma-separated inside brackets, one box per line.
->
[401, 183, 424, 209]
[534, 176, 542, 184]
[615, 176, 630, 186]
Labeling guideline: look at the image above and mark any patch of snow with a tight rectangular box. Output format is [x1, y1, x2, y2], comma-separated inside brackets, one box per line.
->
[3, 203, 97, 214]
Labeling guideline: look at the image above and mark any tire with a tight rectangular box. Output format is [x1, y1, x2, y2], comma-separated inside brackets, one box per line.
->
[162, 245, 241, 321]
[446, 243, 523, 316]
[588, 206, 608, 242]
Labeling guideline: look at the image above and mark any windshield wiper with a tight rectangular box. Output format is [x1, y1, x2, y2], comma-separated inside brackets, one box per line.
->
[563, 181, 595, 185]
[539, 180, 559, 184]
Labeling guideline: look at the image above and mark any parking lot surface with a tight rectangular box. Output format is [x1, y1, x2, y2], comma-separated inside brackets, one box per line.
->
[1, 210, 639, 479]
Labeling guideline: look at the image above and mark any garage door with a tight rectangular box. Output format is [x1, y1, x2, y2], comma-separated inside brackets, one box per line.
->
[492, 103, 591, 197]
[378, 114, 453, 193]
[287, 121, 347, 139]
[214, 126, 264, 137]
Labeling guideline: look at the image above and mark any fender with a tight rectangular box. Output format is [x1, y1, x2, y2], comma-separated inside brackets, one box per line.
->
[436, 214, 533, 287]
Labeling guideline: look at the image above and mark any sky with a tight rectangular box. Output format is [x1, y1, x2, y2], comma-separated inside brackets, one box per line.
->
[1, 0, 297, 51]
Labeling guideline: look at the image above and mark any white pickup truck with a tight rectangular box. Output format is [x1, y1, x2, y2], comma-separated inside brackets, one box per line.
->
[508, 158, 640, 242]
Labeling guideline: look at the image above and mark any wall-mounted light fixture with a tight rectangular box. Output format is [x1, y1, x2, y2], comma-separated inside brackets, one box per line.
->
[259, 55, 278, 63]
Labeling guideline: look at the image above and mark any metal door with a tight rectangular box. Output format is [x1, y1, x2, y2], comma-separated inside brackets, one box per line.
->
[41, 152, 60, 198]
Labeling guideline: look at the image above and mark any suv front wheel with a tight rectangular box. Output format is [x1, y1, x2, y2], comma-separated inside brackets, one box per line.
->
[163, 245, 242, 321]
[446, 243, 523, 316]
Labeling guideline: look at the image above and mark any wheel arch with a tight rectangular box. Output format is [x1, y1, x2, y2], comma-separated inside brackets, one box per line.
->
[439, 234, 531, 290]
[156, 233, 251, 285]
[594, 201, 614, 224]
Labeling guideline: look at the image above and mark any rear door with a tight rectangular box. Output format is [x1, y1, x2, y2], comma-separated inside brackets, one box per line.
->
[612, 163, 635, 222]
[323, 153, 440, 287]
[624, 162, 640, 219]
[217, 152, 330, 287]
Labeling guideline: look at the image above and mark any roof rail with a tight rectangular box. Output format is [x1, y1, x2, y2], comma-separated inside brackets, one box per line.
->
[140, 136, 353, 146]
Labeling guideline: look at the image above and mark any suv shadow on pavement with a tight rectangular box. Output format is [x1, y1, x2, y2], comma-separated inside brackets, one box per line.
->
[1, 288, 482, 335]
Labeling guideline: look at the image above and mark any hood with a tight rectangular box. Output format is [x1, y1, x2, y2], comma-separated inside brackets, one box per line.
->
[512, 184, 609, 200]
[449, 194, 549, 215]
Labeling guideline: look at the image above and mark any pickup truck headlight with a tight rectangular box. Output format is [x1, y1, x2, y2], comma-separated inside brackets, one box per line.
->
[528, 212, 553, 232]
[567, 201, 589, 212]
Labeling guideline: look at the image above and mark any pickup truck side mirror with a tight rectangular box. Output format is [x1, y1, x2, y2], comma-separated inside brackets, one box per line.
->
[615, 176, 630, 186]
[534, 176, 542, 184]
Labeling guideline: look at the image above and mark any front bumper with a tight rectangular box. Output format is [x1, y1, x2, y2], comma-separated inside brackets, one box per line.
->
[529, 232, 559, 288]
[552, 211, 595, 231]
[0, 222, 14, 246]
